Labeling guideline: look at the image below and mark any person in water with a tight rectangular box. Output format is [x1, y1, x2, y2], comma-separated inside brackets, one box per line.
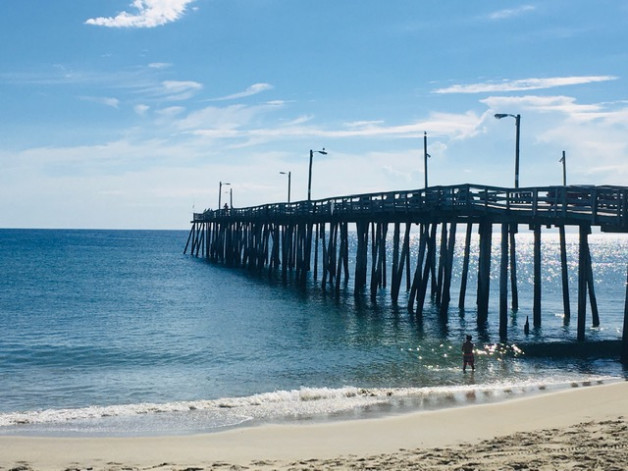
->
[462, 335, 475, 372]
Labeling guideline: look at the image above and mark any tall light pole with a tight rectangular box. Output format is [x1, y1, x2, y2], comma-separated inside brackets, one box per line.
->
[560, 150, 567, 186]
[494, 113, 521, 188]
[218, 181, 230, 208]
[308, 148, 327, 201]
[424, 131, 431, 189]
[280, 171, 292, 202]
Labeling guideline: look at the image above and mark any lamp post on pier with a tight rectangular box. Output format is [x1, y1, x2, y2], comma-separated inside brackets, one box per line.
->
[494, 113, 521, 313]
[424, 131, 431, 189]
[280, 171, 292, 202]
[560, 150, 567, 186]
[308, 148, 327, 201]
[218, 181, 230, 209]
[494, 113, 521, 188]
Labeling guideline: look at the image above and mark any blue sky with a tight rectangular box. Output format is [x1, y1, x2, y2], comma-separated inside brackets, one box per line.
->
[1, 1, 627, 229]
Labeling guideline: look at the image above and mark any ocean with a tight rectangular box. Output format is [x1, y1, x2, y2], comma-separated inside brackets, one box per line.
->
[0, 228, 626, 437]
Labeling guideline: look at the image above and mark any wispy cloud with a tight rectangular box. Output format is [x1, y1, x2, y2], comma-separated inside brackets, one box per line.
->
[211, 83, 274, 101]
[178, 103, 482, 145]
[481, 95, 627, 124]
[157, 80, 203, 101]
[148, 62, 172, 69]
[80, 96, 120, 108]
[134, 104, 150, 116]
[434, 76, 617, 94]
[85, 0, 196, 28]
[488, 5, 536, 21]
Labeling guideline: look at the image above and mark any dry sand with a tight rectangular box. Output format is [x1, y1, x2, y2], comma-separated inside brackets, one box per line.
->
[1, 381, 627, 471]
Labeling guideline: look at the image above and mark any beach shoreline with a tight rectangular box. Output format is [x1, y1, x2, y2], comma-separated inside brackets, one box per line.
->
[2, 380, 627, 470]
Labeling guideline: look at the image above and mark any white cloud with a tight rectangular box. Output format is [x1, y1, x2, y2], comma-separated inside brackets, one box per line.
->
[80, 96, 120, 108]
[159, 80, 203, 100]
[179, 104, 268, 133]
[156, 106, 186, 119]
[212, 83, 274, 101]
[481, 95, 605, 118]
[134, 104, 150, 115]
[434, 76, 617, 94]
[85, 0, 196, 28]
[148, 62, 172, 69]
[488, 5, 536, 21]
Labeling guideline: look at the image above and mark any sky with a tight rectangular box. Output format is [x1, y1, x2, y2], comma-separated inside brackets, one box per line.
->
[1, 1, 627, 229]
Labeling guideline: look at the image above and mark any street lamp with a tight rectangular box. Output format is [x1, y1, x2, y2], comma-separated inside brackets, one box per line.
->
[218, 181, 230, 209]
[559, 150, 567, 186]
[494, 113, 521, 188]
[308, 148, 327, 201]
[424, 131, 431, 189]
[280, 171, 292, 202]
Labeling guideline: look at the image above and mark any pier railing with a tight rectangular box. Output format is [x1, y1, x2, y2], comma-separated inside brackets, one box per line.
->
[193, 184, 628, 231]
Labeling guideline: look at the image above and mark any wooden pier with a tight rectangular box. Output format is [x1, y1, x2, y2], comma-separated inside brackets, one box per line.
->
[185, 184, 628, 355]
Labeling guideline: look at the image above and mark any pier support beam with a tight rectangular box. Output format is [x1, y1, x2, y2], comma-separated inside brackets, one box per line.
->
[477, 220, 492, 324]
[354, 222, 369, 296]
[499, 223, 509, 341]
[577, 224, 590, 341]
[439, 223, 456, 318]
[622, 265, 628, 364]
[409, 224, 428, 315]
[417, 224, 436, 318]
[509, 224, 519, 311]
[559, 225, 571, 324]
[458, 223, 473, 310]
[533, 224, 542, 328]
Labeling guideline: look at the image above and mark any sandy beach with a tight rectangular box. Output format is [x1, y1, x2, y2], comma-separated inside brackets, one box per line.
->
[2, 381, 627, 471]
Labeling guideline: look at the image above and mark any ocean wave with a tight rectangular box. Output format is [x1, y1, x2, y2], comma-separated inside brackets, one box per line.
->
[0, 376, 617, 431]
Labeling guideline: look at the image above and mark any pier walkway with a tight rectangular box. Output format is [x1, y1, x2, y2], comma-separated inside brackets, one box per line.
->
[185, 184, 628, 358]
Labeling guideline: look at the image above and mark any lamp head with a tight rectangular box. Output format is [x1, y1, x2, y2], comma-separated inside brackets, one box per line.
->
[494, 113, 509, 119]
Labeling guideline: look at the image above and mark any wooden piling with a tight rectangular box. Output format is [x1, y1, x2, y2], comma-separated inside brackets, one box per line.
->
[320, 223, 328, 286]
[354, 222, 368, 295]
[533, 224, 542, 327]
[338, 223, 350, 288]
[391, 222, 401, 302]
[405, 224, 412, 292]
[408, 224, 428, 313]
[622, 265, 628, 363]
[458, 223, 473, 310]
[184, 224, 194, 254]
[435, 223, 448, 306]
[392, 222, 411, 300]
[313, 223, 320, 281]
[439, 223, 456, 318]
[416, 224, 436, 317]
[559, 224, 571, 324]
[585, 245, 600, 327]
[577, 224, 590, 341]
[509, 224, 519, 311]
[477, 220, 492, 324]
[499, 223, 509, 341]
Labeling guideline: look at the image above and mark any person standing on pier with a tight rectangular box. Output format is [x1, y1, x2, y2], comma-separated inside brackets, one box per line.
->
[462, 335, 475, 372]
